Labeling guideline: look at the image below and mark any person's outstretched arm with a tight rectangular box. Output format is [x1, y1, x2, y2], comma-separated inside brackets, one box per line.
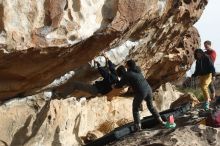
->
[107, 60, 117, 74]
[103, 54, 109, 67]
[95, 61, 109, 79]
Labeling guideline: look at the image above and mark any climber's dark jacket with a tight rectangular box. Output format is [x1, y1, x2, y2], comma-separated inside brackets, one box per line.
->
[115, 70, 150, 97]
[95, 60, 118, 94]
[127, 66, 142, 74]
[193, 54, 216, 77]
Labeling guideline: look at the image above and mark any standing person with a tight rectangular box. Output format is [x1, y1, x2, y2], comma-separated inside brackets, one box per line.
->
[192, 49, 216, 110]
[114, 63, 170, 131]
[204, 40, 217, 100]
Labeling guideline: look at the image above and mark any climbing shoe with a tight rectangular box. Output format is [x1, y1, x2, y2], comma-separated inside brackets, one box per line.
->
[204, 101, 210, 111]
[133, 123, 142, 132]
[164, 115, 176, 129]
[164, 122, 176, 129]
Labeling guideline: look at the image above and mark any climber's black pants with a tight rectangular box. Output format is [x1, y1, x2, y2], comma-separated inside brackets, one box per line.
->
[56, 81, 99, 97]
[209, 80, 215, 95]
[132, 88, 161, 125]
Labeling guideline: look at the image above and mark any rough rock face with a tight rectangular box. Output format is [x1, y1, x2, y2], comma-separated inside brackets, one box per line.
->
[0, 0, 207, 100]
[170, 92, 200, 108]
[0, 83, 181, 146]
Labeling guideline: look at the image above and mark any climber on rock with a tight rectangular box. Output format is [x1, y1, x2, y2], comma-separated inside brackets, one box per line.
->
[113, 60, 171, 131]
[52, 54, 118, 98]
[192, 49, 216, 110]
[204, 40, 217, 100]
[93, 54, 118, 94]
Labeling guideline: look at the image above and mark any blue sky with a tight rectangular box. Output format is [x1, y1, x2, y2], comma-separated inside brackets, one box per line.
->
[194, 0, 220, 72]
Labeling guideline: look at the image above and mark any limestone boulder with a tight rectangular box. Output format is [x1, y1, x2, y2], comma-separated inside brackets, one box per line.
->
[170, 92, 200, 108]
[0, 0, 207, 100]
[0, 83, 180, 146]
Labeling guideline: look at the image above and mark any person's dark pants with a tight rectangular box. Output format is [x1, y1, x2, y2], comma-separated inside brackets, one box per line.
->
[209, 81, 215, 96]
[132, 89, 161, 126]
[56, 81, 99, 97]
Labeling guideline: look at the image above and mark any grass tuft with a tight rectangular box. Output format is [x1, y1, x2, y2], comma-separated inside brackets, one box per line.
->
[177, 87, 204, 101]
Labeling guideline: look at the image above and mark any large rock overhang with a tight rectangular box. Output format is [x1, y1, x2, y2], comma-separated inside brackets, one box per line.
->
[0, 0, 207, 100]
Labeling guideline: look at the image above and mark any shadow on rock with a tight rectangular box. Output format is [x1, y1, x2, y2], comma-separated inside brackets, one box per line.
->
[10, 101, 51, 146]
[52, 126, 62, 146]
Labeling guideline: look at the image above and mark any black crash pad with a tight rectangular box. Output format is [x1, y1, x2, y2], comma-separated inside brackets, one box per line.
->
[85, 103, 191, 146]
